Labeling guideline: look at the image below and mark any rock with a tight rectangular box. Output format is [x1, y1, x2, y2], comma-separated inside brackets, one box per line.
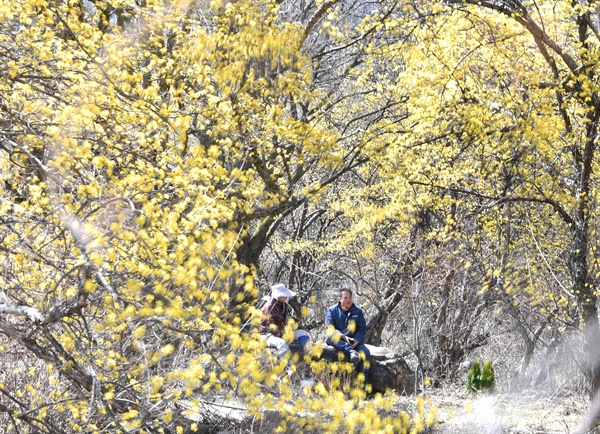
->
[316, 344, 415, 395]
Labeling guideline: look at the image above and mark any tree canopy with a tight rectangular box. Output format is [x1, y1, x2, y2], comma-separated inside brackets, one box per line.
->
[3, 0, 600, 432]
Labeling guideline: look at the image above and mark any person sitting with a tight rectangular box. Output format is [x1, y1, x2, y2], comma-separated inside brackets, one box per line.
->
[325, 288, 370, 379]
[258, 283, 311, 364]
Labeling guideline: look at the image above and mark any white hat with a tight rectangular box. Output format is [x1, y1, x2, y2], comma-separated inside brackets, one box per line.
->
[271, 283, 296, 299]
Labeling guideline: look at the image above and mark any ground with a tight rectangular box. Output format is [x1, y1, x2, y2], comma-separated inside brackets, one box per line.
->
[182, 387, 595, 433]
[415, 390, 592, 434]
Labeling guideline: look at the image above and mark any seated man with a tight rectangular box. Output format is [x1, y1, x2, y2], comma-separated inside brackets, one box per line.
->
[325, 288, 370, 378]
[258, 283, 311, 362]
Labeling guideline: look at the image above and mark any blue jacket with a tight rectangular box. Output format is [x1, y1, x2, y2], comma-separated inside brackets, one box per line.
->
[325, 303, 367, 343]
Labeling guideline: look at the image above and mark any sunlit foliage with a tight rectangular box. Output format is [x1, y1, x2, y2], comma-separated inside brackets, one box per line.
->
[0, 0, 429, 431]
[6, 0, 600, 430]
[268, 0, 600, 392]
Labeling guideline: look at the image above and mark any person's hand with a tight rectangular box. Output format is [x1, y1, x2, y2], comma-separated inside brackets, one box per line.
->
[347, 337, 358, 348]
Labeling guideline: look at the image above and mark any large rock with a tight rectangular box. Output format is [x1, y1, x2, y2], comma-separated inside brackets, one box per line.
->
[317, 344, 415, 395]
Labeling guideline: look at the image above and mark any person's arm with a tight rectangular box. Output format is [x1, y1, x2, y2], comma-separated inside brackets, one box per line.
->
[353, 309, 367, 343]
[258, 300, 274, 335]
[326, 306, 335, 326]
[326, 307, 344, 333]
[272, 303, 286, 337]
[260, 300, 284, 337]
[326, 307, 348, 342]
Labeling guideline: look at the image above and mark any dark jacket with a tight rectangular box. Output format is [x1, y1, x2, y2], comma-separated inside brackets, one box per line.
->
[258, 299, 289, 337]
[325, 303, 367, 343]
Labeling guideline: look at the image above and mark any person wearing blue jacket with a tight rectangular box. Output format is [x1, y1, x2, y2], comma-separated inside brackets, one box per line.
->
[325, 288, 370, 378]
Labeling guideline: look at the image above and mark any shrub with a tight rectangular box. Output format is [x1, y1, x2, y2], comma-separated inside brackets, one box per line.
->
[466, 359, 495, 393]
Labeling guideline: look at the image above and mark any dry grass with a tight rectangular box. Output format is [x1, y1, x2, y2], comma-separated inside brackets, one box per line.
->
[405, 389, 594, 434]
[176, 384, 596, 433]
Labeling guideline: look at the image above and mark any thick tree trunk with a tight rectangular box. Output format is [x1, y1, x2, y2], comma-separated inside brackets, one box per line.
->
[572, 97, 600, 393]
[571, 213, 600, 394]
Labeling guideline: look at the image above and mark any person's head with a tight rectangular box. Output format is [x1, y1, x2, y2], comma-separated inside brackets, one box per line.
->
[270, 283, 296, 303]
[339, 288, 353, 311]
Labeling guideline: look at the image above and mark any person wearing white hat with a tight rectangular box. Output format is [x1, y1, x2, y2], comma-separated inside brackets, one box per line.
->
[258, 283, 311, 370]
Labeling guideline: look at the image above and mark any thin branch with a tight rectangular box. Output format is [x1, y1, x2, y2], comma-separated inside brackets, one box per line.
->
[527, 223, 575, 298]
[408, 180, 573, 226]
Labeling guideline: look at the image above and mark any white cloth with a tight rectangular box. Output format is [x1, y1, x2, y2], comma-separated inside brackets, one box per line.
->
[294, 329, 310, 339]
[264, 334, 290, 357]
[262, 329, 309, 356]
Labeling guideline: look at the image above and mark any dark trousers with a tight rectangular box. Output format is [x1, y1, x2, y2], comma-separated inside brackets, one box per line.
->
[327, 337, 370, 377]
